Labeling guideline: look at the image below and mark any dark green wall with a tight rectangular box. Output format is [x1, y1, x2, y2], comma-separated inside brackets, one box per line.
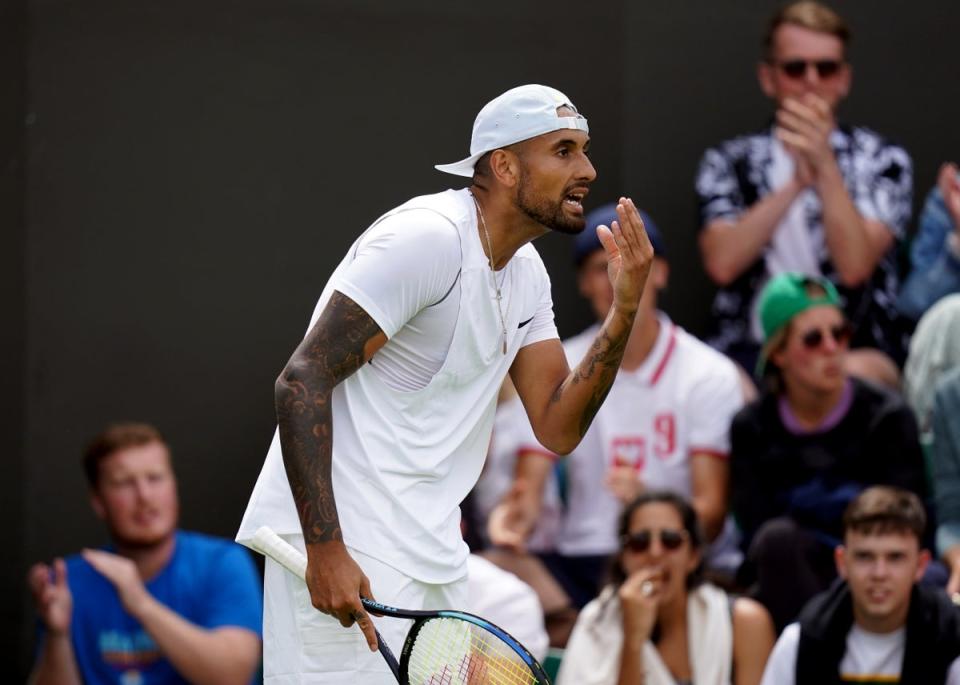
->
[11, 0, 960, 676]
[1, 0, 26, 673]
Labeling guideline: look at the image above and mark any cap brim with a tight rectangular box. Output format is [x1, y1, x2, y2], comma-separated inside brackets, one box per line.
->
[434, 151, 484, 178]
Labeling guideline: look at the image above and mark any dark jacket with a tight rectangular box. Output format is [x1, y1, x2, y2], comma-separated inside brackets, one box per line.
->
[731, 378, 927, 548]
[796, 579, 960, 684]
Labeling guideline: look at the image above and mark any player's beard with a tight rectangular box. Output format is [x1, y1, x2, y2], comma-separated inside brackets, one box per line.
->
[515, 164, 586, 235]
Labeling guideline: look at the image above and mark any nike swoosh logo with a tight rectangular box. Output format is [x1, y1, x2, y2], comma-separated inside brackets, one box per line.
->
[518, 316, 535, 329]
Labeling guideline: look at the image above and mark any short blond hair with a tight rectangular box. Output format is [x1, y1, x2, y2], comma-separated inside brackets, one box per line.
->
[83, 422, 167, 488]
[764, 1, 850, 58]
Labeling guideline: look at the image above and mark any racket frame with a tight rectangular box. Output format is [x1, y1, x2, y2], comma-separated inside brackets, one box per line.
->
[361, 598, 551, 684]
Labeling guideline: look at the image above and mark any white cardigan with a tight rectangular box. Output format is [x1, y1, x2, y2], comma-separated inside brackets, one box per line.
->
[556, 582, 734, 685]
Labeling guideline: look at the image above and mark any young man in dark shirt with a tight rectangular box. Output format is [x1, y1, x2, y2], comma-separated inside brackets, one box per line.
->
[761, 486, 960, 684]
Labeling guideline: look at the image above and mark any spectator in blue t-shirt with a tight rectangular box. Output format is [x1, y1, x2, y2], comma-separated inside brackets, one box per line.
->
[27, 422, 263, 685]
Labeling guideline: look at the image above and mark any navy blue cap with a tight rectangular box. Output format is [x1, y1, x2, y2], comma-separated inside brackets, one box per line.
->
[572, 202, 666, 266]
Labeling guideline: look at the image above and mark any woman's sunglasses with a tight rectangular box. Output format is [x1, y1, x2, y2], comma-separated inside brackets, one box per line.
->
[800, 322, 852, 350]
[772, 59, 843, 80]
[621, 529, 688, 554]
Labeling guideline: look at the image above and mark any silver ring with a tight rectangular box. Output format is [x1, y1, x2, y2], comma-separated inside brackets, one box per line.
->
[641, 580, 654, 596]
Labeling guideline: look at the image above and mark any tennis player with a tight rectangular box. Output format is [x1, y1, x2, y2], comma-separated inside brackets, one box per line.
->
[237, 84, 653, 683]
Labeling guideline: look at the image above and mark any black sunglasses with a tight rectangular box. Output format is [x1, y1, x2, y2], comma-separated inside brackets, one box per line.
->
[800, 322, 852, 350]
[621, 529, 688, 554]
[773, 59, 843, 79]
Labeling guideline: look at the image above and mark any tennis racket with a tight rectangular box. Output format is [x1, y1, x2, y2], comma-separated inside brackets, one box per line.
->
[250, 526, 551, 685]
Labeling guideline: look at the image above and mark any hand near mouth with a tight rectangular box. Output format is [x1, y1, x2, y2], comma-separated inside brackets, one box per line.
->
[619, 568, 664, 643]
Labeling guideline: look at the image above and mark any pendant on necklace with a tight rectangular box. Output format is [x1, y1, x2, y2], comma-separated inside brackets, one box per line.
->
[473, 191, 509, 356]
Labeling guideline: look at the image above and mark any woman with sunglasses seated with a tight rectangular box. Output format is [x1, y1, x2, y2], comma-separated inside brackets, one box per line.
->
[556, 491, 775, 685]
[730, 272, 928, 632]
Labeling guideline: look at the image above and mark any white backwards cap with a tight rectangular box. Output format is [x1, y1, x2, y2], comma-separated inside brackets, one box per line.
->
[435, 84, 589, 178]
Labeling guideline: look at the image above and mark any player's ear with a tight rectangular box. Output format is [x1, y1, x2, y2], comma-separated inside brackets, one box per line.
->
[489, 148, 521, 188]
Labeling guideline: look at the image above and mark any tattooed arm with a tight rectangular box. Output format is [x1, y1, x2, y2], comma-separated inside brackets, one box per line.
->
[511, 198, 653, 455]
[274, 290, 387, 651]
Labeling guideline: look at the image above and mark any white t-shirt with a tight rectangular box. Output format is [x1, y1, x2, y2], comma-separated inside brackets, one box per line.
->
[237, 189, 559, 583]
[554, 315, 743, 556]
[760, 622, 960, 685]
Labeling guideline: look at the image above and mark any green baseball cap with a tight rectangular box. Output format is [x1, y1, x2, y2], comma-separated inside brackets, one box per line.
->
[759, 272, 841, 342]
[755, 272, 841, 377]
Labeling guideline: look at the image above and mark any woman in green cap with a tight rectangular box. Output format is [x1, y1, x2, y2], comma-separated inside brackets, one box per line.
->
[729, 272, 928, 632]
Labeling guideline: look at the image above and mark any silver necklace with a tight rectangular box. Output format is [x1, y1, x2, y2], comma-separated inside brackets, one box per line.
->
[472, 194, 508, 355]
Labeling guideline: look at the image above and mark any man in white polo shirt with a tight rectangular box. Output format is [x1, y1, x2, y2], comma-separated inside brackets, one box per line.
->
[488, 203, 745, 627]
[236, 85, 654, 683]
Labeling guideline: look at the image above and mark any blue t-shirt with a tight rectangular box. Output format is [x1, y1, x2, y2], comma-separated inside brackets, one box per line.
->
[42, 530, 262, 685]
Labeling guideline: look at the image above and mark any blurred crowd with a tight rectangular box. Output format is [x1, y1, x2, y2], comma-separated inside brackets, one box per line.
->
[465, 2, 960, 683]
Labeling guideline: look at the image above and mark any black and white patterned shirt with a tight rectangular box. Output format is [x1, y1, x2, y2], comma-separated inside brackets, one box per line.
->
[695, 124, 913, 368]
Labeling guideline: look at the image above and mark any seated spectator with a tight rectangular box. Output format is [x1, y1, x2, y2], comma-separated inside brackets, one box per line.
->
[903, 293, 960, 439]
[897, 163, 960, 321]
[557, 491, 775, 685]
[930, 367, 960, 597]
[695, 1, 912, 388]
[27, 422, 263, 685]
[485, 204, 746, 641]
[731, 273, 927, 632]
[760, 486, 960, 684]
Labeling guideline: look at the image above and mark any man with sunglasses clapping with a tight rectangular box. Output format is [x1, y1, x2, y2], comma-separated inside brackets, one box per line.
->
[729, 273, 928, 633]
[695, 1, 912, 390]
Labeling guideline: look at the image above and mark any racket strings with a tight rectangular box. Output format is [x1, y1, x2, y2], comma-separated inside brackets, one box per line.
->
[406, 617, 538, 685]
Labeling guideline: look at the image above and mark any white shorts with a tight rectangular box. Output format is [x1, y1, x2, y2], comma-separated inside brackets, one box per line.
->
[262, 535, 467, 684]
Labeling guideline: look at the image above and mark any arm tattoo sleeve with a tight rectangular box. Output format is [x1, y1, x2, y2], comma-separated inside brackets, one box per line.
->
[551, 326, 628, 437]
[274, 291, 383, 544]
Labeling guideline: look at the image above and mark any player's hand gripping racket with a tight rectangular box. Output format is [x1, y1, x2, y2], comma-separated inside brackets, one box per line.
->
[250, 526, 551, 685]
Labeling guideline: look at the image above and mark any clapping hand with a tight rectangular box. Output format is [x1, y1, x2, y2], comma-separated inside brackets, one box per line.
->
[82, 549, 151, 616]
[776, 94, 836, 183]
[28, 559, 73, 635]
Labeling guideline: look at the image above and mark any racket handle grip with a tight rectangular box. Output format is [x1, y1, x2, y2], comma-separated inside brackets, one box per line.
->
[250, 527, 308, 578]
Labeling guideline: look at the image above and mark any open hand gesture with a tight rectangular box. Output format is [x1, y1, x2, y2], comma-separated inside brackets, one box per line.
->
[82, 549, 151, 616]
[595, 197, 654, 316]
[28, 559, 73, 635]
